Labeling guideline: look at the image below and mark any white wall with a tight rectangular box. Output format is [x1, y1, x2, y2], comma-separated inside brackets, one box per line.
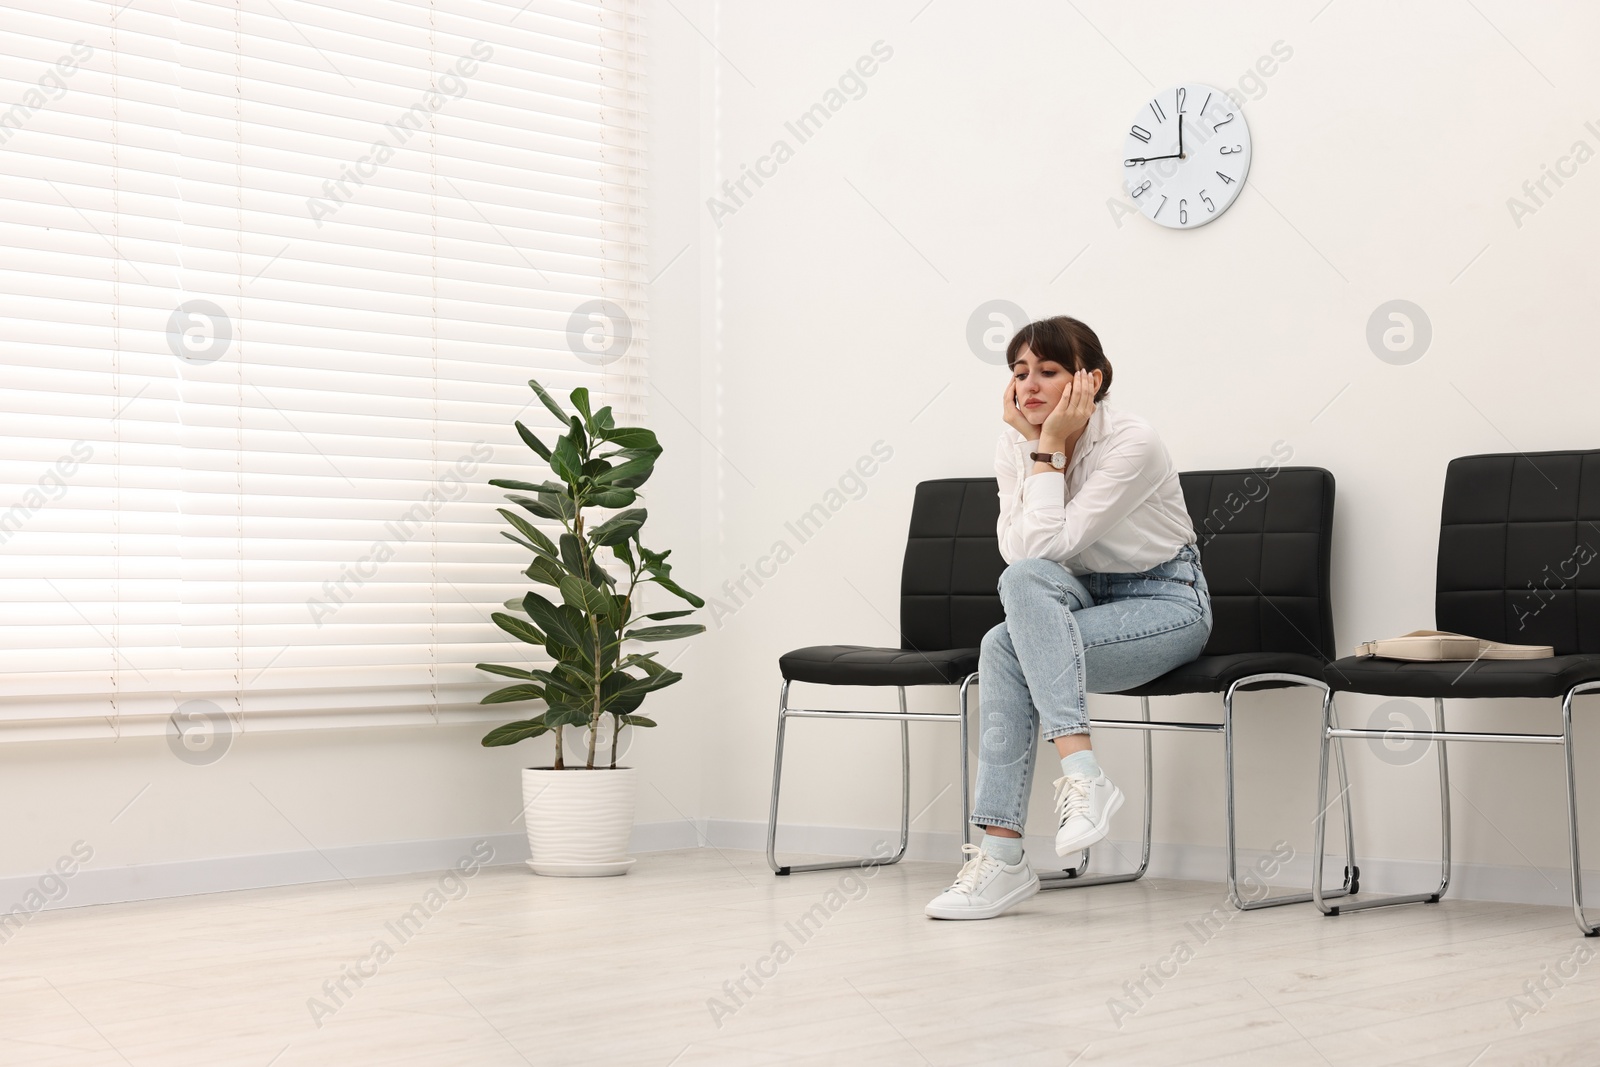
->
[8, 0, 1600, 906]
[675, 0, 1600, 891]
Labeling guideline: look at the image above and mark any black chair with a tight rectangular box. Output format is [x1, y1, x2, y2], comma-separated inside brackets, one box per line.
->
[766, 478, 998, 875]
[768, 470, 1357, 913]
[1313, 450, 1600, 934]
[1056, 466, 1357, 910]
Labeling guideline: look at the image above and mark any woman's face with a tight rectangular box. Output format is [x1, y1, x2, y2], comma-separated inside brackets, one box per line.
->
[1011, 345, 1089, 427]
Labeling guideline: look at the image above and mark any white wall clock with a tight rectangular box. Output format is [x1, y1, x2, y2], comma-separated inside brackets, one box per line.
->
[1121, 83, 1251, 229]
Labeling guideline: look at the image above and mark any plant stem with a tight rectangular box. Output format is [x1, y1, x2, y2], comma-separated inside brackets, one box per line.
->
[610, 712, 619, 768]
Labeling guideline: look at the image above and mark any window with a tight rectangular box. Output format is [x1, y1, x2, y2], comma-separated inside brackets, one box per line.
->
[0, 0, 647, 739]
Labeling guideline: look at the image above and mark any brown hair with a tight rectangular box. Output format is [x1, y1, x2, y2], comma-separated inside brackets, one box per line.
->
[1004, 316, 1113, 402]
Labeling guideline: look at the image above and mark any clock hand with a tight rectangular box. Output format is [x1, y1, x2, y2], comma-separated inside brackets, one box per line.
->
[1125, 153, 1181, 165]
[1177, 111, 1183, 158]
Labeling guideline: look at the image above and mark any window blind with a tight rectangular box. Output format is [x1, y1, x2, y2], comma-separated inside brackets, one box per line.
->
[0, 0, 648, 739]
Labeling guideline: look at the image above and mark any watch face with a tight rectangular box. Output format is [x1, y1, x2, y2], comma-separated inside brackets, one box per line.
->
[1122, 83, 1251, 229]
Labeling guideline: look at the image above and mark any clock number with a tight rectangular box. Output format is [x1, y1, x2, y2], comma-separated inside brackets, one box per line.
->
[1153, 195, 1167, 218]
[1178, 199, 1188, 224]
[1175, 87, 1186, 114]
[1200, 189, 1215, 213]
[1219, 144, 1243, 155]
[1131, 179, 1152, 198]
[1130, 124, 1152, 143]
[1215, 170, 1234, 185]
[1212, 112, 1235, 133]
[1200, 92, 1211, 113]
[1149, 98, 1166, 123]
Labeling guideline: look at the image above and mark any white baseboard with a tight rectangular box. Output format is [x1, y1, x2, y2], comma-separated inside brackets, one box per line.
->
[4, 818, 1589, 917]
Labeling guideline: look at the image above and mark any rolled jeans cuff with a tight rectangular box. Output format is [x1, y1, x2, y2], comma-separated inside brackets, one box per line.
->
[969, 814, 1025, 835]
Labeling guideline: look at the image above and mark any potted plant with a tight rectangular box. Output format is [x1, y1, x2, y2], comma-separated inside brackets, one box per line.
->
[479, 379, 704, 876]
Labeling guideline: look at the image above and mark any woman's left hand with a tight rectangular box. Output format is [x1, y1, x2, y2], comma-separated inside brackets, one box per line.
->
[1040, 369, 1096, 445]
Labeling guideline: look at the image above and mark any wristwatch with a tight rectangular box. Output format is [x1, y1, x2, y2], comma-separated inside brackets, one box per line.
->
[1029, 450, 1068, 470]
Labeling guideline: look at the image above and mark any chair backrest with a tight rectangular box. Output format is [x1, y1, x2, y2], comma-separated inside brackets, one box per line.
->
[1436, 449, 1600, 655]
[899, 469, 1337, 661]
[900, 479, 1008, 654]
[1183, 467, 1337, 662]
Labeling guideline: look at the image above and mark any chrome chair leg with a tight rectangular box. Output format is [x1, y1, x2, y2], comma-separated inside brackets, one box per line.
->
[958, 672, 975, 849]
[1313, 692, 1451, 915]
[1039, 696, 1154, 890]
[767, 680, 913, 876]
[1562, 682, 1600, 936]
[1223, 678, 1357, 911]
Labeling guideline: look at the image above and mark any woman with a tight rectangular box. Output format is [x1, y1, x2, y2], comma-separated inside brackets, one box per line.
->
[926, 315, 1213, 920]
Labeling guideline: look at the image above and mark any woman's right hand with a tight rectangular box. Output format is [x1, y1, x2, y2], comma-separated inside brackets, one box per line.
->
[1001, 377, 1039, 440]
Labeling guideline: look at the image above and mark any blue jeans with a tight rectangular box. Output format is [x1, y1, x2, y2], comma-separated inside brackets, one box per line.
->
[970, 543, 1213, 834]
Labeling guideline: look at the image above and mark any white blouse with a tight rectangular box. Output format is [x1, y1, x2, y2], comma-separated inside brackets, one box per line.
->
[994, 400, 1196, 575]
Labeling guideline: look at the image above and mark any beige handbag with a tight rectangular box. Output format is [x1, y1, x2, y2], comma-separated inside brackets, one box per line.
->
[1352, 629, 1554, 661]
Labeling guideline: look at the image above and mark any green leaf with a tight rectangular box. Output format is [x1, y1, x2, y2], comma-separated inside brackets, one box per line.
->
[514, 421, 552, 462]
[603, 667, 683, 714]
[653, 574, 705, 609]
[610, 539, 635, 570]
[592, 406, 615, 432]
[570, 387, 593, 423]
[492, 612, 548, 647]
[522, 594, 591, 656]
[482, 684, 546, 704]
[496, 509, 559, 558]
[539, 669, 590, 705]
[502, 597, 525, 612]
[620, 715, 657, 727]
[590, 508, 646, 547]
[586, 487, 637, 509]
[559, 573, 612, 618]
[559, 533, 588, 579]
[592, 455, 655, 489]
[544, 704, 593, 729]
[543, 491, 575, 522]
[500, 532, 541, 554]
[489, 478, 554, 493]
[549, 436, 581, 483]
[641, 609, 695, 621]
[477, 663, 538, 680]
[603, 426, 660, 452]
[525, 554, 567, 589]
[618, 651, 660, 671]
[528, 379, 569, 424]
[623, 623, 705, 642]
[568, 415, 587, 454]
[481, 718, 551, 747]
[508, 494, 562, 521]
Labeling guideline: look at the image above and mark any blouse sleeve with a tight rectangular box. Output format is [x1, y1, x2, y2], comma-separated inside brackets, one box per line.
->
[994, 431, 1023, 566]
[1003, 429, 1167, 564]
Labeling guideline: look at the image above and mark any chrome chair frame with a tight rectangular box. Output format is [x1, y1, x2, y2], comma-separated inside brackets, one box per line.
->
[1311, 681, 1600, 936]
[766, 673, 976, 876]
[1040, 673, 1359, 912]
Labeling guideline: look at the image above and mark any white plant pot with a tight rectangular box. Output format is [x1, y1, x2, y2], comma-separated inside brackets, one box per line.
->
[521, 765, 638, 877]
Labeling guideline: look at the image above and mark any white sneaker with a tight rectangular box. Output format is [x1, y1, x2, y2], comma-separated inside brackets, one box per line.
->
[1053, 773, 1124, 855]
[924, 843, 1040, 920]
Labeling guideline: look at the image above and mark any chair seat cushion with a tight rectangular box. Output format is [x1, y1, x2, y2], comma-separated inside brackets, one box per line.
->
[779, 644, 979, 686]
[1112, 653, 1330, 697]
[1325, 653, 1600, 699]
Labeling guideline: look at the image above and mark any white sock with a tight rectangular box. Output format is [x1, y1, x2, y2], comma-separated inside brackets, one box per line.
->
[979, 833, 1023, 866]
[1060, 749, 1102, 780]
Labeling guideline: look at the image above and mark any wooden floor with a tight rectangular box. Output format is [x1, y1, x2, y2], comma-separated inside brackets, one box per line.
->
[5, 846, 1600, 1065]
